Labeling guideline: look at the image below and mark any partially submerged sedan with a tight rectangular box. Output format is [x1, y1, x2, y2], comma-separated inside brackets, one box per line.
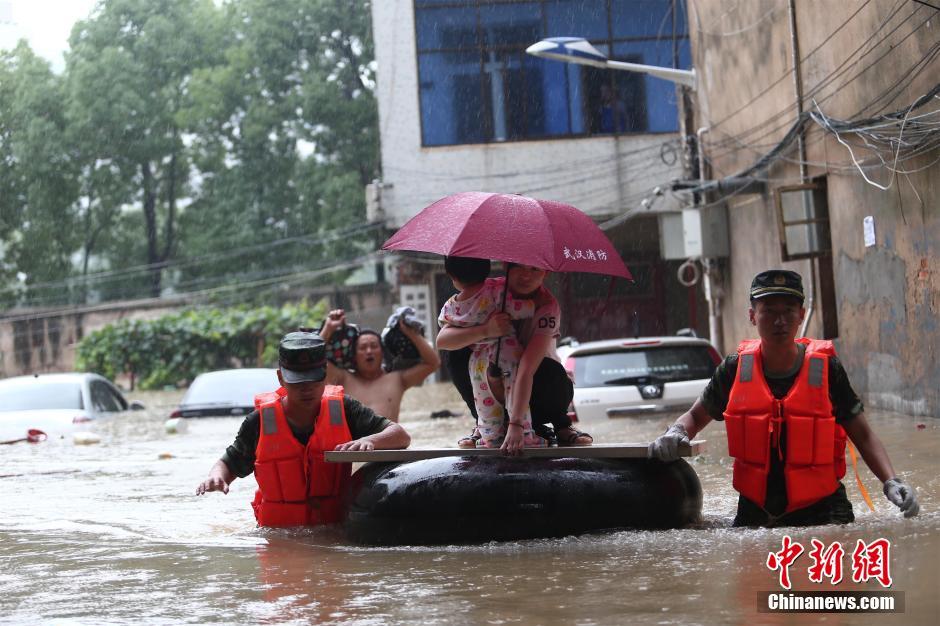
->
[0, 372, 142, 442]
[170, 368, 278, 418]
[558, 336, 721, 421]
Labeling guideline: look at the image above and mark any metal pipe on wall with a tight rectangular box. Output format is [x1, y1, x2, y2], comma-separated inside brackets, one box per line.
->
[697, 126, 723, 354]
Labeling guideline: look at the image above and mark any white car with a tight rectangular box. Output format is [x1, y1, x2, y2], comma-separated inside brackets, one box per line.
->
[557, 336, 720, 421]
[0, 372, 143, 442]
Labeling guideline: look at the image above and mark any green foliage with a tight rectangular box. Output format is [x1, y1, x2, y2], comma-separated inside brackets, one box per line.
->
[75, 299, 327, 390]
[1, 0, 379, 308]
[0, 43, 80, 305]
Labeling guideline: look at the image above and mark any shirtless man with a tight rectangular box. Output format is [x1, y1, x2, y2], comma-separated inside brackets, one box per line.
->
[319, 309, 441, 422]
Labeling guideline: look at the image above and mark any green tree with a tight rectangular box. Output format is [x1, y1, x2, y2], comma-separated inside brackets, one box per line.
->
[178, 0, 379, 288]
[2, 0, 380, 308]
[76, 299, 327, 389]
[65, 0, 223, 298]
[0, 43, 79, 306]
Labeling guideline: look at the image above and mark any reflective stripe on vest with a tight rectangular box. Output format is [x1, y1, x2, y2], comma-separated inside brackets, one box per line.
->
[251, 385, 353, 527]
[261, 406, 277, 435]
[723, 338, 847, 513]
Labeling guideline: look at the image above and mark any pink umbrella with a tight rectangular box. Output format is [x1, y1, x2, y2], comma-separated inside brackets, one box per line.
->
[382, 192, 632, 280]
[384, 192, 631, 378]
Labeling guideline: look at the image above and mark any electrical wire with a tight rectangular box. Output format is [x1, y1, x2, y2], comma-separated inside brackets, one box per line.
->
[680, 81, 940, 216]
[705, 1, 930, 158]
[700, 0, 880, 135]
[703, 34, 940, 177]
[687, 0, 783, 37]
[1, 252, 380, 326]
[3, 221, 383, 298]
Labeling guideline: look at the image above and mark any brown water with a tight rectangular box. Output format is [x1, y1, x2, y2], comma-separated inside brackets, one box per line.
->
[1, 384, 937, 625]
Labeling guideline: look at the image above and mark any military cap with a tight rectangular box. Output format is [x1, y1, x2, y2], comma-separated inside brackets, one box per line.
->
[749, 269, 805, 302]
[278, 331, 327, 383]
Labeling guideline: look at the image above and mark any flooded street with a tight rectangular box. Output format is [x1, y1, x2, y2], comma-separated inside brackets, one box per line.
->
[1, 383, 937, 625]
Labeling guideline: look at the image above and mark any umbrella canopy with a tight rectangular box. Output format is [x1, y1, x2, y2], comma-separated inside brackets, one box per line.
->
[382, 192, 632, 280]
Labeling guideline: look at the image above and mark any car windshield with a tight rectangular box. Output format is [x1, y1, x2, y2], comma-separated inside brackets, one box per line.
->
[181, 370, 278, 407]
[573, 346, 717, 387]
[0, 381, 84, 411]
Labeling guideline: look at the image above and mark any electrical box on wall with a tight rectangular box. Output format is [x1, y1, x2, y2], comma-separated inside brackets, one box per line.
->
[365, 182, 385, 224]
[659, 205, 729, 259]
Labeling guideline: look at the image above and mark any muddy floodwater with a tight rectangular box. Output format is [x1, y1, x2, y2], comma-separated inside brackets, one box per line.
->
[1, 383, 937, 625]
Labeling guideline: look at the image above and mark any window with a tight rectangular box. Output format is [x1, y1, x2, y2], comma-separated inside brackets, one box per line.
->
[414, 0, 691, 146]
[91, 381, 125, 413]
[775, 183, 831, 261]
[572, 345, 717, 387]
[774, 177, 839, 339]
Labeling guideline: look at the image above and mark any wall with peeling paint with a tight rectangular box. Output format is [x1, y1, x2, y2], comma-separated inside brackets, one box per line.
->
[690, 0, 939, 416]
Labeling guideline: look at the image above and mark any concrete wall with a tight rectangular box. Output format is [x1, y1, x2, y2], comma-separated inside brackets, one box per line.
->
[371, 0, 686, 227]
[0, 283, 395, 379]
[0, 302, 182, 378]
[689, 0, 940, 415]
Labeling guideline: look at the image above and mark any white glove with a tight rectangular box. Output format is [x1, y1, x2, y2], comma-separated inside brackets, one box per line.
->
[883, 478, 919, 518]
[648, 423, 690, 462]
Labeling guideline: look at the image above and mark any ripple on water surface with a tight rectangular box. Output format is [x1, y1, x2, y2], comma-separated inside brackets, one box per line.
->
[0, 385, 937, 625]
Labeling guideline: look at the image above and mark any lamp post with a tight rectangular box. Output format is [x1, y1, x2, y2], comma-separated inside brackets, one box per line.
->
[527, 36, 725, 353]
[525, 37, 696, 89]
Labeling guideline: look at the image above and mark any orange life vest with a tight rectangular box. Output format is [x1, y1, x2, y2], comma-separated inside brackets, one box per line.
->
[250, 385, 352, 527]
[723, 338, 848, 513]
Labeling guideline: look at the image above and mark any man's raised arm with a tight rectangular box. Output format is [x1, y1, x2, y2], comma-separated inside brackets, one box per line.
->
[399, 320, 441, 389]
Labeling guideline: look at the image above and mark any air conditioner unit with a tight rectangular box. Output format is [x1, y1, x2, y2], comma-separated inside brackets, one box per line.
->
[659, 206, 729, 260]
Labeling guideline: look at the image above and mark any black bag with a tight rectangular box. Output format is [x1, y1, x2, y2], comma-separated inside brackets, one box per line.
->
[381, 324, 421, 372]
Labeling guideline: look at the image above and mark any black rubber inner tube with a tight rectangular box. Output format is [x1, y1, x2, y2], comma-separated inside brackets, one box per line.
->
[344, 456, 703, 546]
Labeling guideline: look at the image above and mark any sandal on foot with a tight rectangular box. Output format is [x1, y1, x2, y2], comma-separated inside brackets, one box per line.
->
[457, 428, 481, 449]
[532, 423, 558, 447]
[556, 427, 593, 446]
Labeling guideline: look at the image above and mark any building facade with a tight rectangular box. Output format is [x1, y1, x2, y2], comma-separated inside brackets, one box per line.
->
[371, 0, 706, 343]
[688, 0, 939, 415]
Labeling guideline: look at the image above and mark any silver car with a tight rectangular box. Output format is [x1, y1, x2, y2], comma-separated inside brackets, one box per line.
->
[0, 372, 142, 441]
[557, 336, 720, 421]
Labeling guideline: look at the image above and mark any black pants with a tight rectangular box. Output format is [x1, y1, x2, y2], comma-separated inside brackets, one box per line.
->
[732, 483, 855, 528]
[444, 347, 573, 431]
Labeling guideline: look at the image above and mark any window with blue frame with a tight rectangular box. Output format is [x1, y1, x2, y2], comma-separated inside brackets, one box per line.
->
[414, 0, 691, 147]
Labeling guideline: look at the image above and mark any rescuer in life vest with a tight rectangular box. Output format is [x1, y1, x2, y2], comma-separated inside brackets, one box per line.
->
[196, 330, 411, 527]
[649, 270, 919, 527]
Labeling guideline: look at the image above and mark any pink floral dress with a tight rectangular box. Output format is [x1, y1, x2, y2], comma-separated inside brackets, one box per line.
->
[439, 277, 546, 448]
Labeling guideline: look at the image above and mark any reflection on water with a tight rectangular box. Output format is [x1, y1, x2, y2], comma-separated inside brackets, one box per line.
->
[0, 385, 937, 625]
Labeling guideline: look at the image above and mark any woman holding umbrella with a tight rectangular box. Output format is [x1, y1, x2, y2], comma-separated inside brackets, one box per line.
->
[382, 192, 630, 453]
[438, 262, 592, 454]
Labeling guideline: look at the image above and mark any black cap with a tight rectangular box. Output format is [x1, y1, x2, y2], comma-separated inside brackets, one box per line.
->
[278, 331, 327, 383]
[749, 270, 805, 302]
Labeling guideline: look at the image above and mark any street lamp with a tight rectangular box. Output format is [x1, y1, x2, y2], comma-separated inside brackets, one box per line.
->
[527, 36, 726, 352]
[526, 37, 696, 89]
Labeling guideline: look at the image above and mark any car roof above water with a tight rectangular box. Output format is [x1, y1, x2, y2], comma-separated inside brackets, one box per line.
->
[190, 368, 277, 382]
[181, 368, 278, 407]
[561, 336, 713, 356]
[0, 372, 103, 387]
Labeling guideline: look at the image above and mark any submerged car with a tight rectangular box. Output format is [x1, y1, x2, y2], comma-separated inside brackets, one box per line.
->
[558, 336, 721, 421]
[170, 368, 278, 418]
[0, 372, 142, 441]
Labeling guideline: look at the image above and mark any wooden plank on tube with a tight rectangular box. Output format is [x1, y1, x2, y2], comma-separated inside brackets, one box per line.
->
[324, 441, 705, 463]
